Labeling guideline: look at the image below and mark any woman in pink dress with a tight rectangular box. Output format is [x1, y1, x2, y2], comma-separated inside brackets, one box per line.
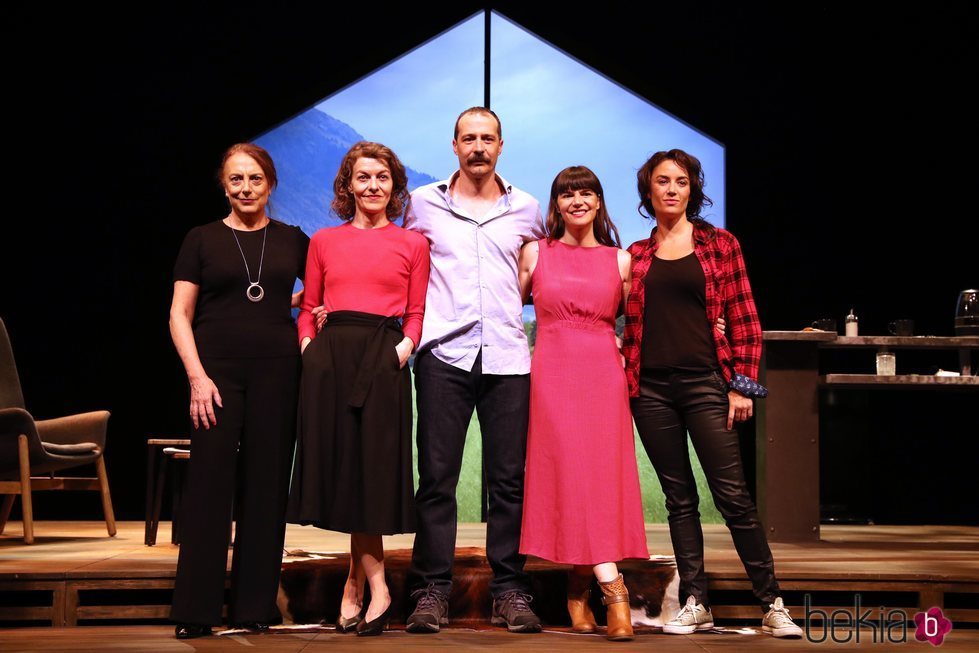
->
[517, 166, 647, 641]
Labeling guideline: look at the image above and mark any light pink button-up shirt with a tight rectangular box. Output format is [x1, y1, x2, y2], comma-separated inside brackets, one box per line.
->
[404, 172, 546, 374]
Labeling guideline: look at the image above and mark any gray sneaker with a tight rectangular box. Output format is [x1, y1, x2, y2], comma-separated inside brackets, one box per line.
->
[406, 585, 448, 633]
[491, 590, 542, 633]
[663, 595, 714, 634]
[762, 597, 804, 638]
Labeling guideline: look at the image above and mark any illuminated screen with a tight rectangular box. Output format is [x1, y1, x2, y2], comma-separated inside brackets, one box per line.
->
[256, 12, 724, 249]
[257, 11, 726, 523]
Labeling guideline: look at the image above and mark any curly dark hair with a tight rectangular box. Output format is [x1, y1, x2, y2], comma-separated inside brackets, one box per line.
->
[546, 166, 621, 248]
[636, 149, 713, 222]
[331, 141, 409, 221]
[218, 143, 278, 190]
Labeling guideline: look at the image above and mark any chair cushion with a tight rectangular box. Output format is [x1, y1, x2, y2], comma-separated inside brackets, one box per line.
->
[41, 441, 101, 456]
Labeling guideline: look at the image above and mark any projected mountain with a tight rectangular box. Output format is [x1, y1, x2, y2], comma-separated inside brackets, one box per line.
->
[256, 109, 437, 236]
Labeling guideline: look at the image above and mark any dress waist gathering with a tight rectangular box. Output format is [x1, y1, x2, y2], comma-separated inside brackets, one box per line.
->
[539, 319, 614, 334]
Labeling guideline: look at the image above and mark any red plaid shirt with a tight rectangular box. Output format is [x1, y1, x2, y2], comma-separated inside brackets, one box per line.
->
[623, 223, 763, 398]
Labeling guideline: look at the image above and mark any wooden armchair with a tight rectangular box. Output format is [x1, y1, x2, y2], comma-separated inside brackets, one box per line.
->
[0, 318, 116, 544]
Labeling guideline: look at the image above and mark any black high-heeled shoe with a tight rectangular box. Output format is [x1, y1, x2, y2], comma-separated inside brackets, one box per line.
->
[356, 603, 393, 637]
[174, 623, 212, 639]
[336, 612, 363, 633]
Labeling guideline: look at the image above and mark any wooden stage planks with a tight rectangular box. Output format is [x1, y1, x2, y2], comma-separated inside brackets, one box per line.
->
[1, 521, 977, 628]
[2, 625, 979, 653]
[1, 624, 976, 652]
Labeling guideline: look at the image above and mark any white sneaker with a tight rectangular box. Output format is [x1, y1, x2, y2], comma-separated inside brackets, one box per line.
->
[762, 597, 804, 638]
[663, 595, 714, 634]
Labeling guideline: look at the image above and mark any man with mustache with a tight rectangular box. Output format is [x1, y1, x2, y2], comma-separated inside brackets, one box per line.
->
[403, 107, 546, 634]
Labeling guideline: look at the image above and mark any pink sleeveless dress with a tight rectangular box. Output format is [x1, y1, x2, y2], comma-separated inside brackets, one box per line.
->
[519, 239, 649, 564]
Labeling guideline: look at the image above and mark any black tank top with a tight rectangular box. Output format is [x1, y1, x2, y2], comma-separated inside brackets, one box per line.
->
[641, 252, 716, 371]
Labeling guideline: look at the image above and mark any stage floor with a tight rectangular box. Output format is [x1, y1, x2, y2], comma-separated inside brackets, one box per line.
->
[2, 521, 977, 582]
[2, 521, 978, 638]
[0, 624, 978, 652]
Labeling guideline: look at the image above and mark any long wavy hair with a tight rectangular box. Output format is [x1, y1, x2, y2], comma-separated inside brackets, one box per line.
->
[546, 166, 621, 248]
[331, 141, 409, 221]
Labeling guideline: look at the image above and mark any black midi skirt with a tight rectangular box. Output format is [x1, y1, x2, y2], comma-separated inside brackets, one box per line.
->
[287, 310, 415, 535]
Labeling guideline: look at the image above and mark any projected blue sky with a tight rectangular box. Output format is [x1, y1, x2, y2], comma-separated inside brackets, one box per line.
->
[489, 14, 725, 238]
[257, 10, 725, 313]
[312, 14, 484, 179]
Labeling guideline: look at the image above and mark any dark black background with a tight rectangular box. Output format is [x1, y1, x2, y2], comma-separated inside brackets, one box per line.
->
[4, 3, 976, 522]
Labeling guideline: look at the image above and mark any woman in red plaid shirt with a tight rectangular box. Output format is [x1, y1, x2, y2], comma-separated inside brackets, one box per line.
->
[624, 149, 802, 638]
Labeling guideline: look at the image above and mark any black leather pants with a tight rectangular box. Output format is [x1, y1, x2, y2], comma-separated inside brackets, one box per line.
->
[631, 369, 779, 611]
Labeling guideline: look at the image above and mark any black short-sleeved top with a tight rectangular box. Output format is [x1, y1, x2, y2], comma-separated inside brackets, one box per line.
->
[641, 252, 717, 371]
[173, 219, 310, 358]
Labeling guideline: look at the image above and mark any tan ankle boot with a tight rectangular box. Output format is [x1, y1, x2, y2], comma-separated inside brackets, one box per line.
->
[598, 574, 634, 641]
[567, 572, 597, 633]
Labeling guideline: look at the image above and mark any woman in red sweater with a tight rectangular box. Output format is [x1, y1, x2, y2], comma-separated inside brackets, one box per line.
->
[287, 141, 430, 636]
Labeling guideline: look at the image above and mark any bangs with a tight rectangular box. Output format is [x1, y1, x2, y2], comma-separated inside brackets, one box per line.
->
[551, 166, 603, 196]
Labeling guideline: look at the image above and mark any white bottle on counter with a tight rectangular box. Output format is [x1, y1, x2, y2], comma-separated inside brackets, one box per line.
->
[845, 308, 859, 336]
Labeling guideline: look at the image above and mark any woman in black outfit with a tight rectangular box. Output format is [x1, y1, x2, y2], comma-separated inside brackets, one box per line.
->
[168, 143, 309, 638]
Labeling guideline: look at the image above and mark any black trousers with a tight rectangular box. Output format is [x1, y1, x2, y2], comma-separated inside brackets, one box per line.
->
[631, 369, 779, 611]
[170, 355, 300, 626]
[409, 351, 531, 597]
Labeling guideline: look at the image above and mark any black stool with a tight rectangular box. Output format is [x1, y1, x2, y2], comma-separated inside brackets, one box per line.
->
[144, 438, 190, 546]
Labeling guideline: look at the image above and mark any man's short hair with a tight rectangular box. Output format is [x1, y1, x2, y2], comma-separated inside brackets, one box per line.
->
[453, 107, 503, 140]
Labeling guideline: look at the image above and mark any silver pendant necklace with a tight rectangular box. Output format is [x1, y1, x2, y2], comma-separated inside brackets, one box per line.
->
[229, 221, 268, 302]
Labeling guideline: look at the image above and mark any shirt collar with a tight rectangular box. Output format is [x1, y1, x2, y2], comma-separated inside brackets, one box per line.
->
[435, 171, 513, 220]
[438, 171, 513, 197]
